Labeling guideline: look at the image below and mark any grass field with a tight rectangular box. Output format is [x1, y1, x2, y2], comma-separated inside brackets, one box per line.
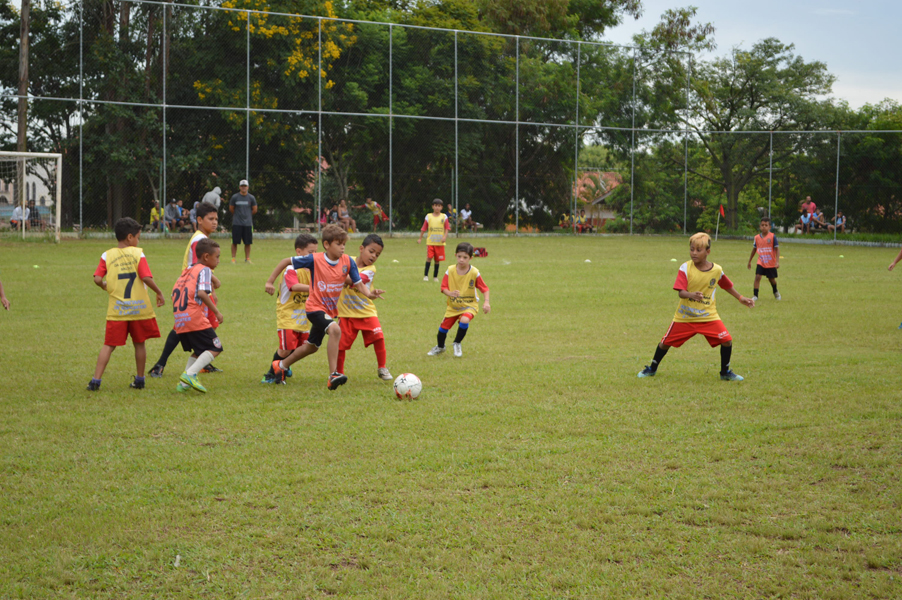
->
[1, 235, 901, 598]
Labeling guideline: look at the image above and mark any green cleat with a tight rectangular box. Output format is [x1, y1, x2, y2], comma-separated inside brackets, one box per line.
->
[179, 371, 207, 393]
[176, 382, 191, 393]
[720, 370, 744, 382]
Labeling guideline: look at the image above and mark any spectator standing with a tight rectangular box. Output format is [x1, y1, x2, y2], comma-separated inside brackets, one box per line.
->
[150, 201, 163, 231]
[189, 202, 200, 232]
[28, 201, 43, 231]
[202, 186, 223, 211]
[229, 179, 257, 263]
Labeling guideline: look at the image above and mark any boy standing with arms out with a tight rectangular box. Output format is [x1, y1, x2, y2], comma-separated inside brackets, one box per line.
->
[747, 216, 781, 301]
[264, 224, 384, 390]
[261, 233, 318, 384]
[417, 199, 450, 282]
[149, 203, 222, 377]
[638, 232, 754, 381]
[88, 218, 166, 391]
[427, 242, 491, 358]
[337, 234, 392, 380]
[172, 238, 224, 393]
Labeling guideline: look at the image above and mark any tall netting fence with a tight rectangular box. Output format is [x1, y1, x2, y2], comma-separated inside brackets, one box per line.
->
[4, 0, 902, 237]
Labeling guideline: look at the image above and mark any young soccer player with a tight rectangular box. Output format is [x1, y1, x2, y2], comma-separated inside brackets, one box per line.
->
[427, 242, 491, 358]
[337, 234, 392, 380]
[417, 199, 450, 282]
[87, 217, 166, 391]
[261, 233, 318, 384]
[264, 224, 385, 390]
[747, 217, 781, 301]
[0, 270, 9, 310]
[638, 232, 755, 381]
[172, 238, 224, 393]
[149, 203, 222, 378]
[355, 198, 390, 231]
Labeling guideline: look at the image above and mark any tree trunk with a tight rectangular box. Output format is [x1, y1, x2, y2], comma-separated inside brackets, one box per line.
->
[17, 0, 30, 153]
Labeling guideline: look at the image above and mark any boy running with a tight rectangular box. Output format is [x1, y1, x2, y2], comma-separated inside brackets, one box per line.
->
[747, 217, 781, 301]
[149, 203, 222, 377]
[87, 218, 166, 391]
[261, 233, 318, 384]
[417, 199, 450, 282]
[337, 234, 392, 380]
[355, 198, 390, 231]
[264, 224, 385, 390]
[638, 232, 754, 381]
[172, 238, 224, 393]
[427, 242, 491, 358]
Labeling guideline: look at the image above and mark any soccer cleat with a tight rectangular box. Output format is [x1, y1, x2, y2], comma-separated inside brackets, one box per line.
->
[377, 367, 393, 380]
[774, 292, 781, 301]
[179, 371, 207, 393]
[434, 277, 439, 282]
[86, 380, 101, 391]
[423, 276, 429, 281]
[637, 366, 656, 378]
[129, 377, 145, 389]
[231, 258, 236, 264]
[752, 295, 758, 302]
[176, 382, 191, 393]
[286, 367, 293, 378]
[201, 363, 223, 374]
[720, 370, 744, 382]
[427, 345, 445, 356]
[271, 360, 287, 383]
[453, 342, 463, 357]
[149, 364, 164, 378]
[245, 259, 253, 264]
[261, 374, 284, 384]
[327, 372, 348, 391]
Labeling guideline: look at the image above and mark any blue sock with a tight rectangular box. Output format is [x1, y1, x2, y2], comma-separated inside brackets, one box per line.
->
[91, 378, 102, 385]
[134, 376, 145, 383]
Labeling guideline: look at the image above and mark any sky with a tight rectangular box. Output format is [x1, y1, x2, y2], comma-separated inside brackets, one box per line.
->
[604, 0, 902, 109]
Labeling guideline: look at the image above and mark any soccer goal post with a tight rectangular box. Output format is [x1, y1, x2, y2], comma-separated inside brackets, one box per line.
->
[0, 151, 63, 243]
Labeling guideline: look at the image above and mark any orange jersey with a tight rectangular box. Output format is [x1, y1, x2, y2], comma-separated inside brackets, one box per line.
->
[172, 263, 214, 332]
[753, 233, 778, 268]
[289, 252, 361, 317]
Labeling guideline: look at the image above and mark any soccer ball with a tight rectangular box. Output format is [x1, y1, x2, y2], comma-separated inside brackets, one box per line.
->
[393, 373, 423, 400]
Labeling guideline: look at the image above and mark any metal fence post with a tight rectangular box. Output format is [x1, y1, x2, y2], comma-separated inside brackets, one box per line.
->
[834, 132, 841, 242]
[684, 54, 690, 235]
[79, 0, 83, 234]
[515, 36, 519, 236]
[246, 11, 251, 181]
[572, 41, 581, 236]
[455, 30, 459, 236]
[317, 17, 323, 232]
[388, 23, 393, 235]
[768, 131, 773, 220]
[630, 47, 636, 235]
[162, 7, 167, 225]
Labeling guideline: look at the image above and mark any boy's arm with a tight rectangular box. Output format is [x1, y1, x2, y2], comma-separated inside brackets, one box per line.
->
[677, 289, 704, 302]
[290, 283, 310, 293]
[265, 258, 294, 294]
[211, 274, 221, 290]
[890, 247, 902, 271]
[94, 275, 106, 290]
[724, 284, 755, 308]
[0, 278, 8, 310]
[747, 244, 757, 269]
[197, 289, 224, 323]
[352, 279, 384, 300]
[142, 276, 166, 307]
[482, 288, 491, 314]
[441, 219, 450, 243]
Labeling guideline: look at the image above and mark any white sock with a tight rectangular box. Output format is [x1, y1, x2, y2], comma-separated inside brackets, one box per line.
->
[185, 356, 197, 371]
[187, 351, 215, 376]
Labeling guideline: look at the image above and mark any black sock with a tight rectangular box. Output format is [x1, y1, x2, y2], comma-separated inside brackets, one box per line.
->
[156, 329, 180, 367]
[437, 330, 448, 348]
[753, 287, 759, 297]
[453, 325, 469, 344]
[720, 344, 733, 374]
[424, 261, 431, 277]
[771, 281, 778, 293]
[433, 262, 440, 278]
[650, 345, 669, 371]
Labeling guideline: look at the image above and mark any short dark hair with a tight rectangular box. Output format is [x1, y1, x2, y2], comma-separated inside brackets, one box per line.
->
[294, 233, 317, 249]
[760, 216, 771, 224]
[322, 224, 348, 244]
[114, 217, 142, 241]
[362, 233, 384, 249]
[195, 203, 217, 221]
[455, 242, 474, 256]
[195, 238, 219, 260]
[432, 198, 443, 206]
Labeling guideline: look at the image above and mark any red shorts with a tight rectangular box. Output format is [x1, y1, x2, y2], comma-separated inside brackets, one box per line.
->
[104, 318, 161, 347]
[661, 320, 732, 348]
[441, 312, 476, 330]
[278, 329, 309, 352]
[427, 245, 445, 262]
[339, 316, 384, 350]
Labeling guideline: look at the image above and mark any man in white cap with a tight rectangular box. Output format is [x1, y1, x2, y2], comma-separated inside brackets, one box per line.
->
[229, 179, 257, 263]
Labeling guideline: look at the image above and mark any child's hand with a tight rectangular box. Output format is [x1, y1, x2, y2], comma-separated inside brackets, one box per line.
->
[156, 292, 166, 307]
[483, 302, 491, 315]
[264, 282, 275, 295]
[1, 296, 9, 310]
[890, 262, 897, 272]
[747, 262, 752, 270]
[369, 288, 385, 300]
[416, 238, 422, 244]
[449, 290, 460, 298]
[741, 297, 755, 308]
[689, 291, 704, 302]
[214, 310, 224, 324]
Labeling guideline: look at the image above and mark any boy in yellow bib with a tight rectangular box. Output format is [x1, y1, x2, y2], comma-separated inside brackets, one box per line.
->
[427, 242, 491, 358]
[638, 232, 754, 381]
[417, 198, 450, 281]
[87, 218, 166, 391]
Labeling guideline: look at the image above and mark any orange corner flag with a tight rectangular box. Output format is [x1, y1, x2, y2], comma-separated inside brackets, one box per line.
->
[719, 204, 725, 217]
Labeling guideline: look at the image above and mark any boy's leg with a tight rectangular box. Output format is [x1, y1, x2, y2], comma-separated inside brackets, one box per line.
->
[186, 350, 220, 375]
[93, 345, 116, 380]
[768, 276, 778, 296]
[433, 261, 440, 279]
[151, 329, 181, 374]
[453, 316, 471, 344]
[244, 243, 251, 262]
[326, 322, 342, 374]
[373, 338, 387, 369]
[753, 274, 762, 298]
[720, 342, 732, 374]
[424, 260, 431, 278]
[134, 341, 147, 378]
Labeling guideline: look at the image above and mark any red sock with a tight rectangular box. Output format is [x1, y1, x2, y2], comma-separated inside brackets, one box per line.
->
[337, 350, 346, 374]
[373, 338, 387, 369]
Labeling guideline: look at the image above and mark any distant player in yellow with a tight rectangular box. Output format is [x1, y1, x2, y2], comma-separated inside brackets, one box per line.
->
[638, 232, 754, 381]
[337, 234, 392, 380]
[87, 217, 166, 391]
[262, 233, 318, 384]
[417, 198, 450, 282]
[427, 242, 491, 358]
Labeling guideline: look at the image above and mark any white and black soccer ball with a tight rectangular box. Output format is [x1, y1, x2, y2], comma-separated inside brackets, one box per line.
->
[393, 373, 423, 400]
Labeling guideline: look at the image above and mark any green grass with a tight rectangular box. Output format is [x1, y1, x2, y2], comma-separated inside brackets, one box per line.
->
[1, 236, 901, 598]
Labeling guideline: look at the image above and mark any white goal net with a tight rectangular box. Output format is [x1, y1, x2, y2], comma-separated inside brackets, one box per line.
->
[0, 151, 62, 242]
